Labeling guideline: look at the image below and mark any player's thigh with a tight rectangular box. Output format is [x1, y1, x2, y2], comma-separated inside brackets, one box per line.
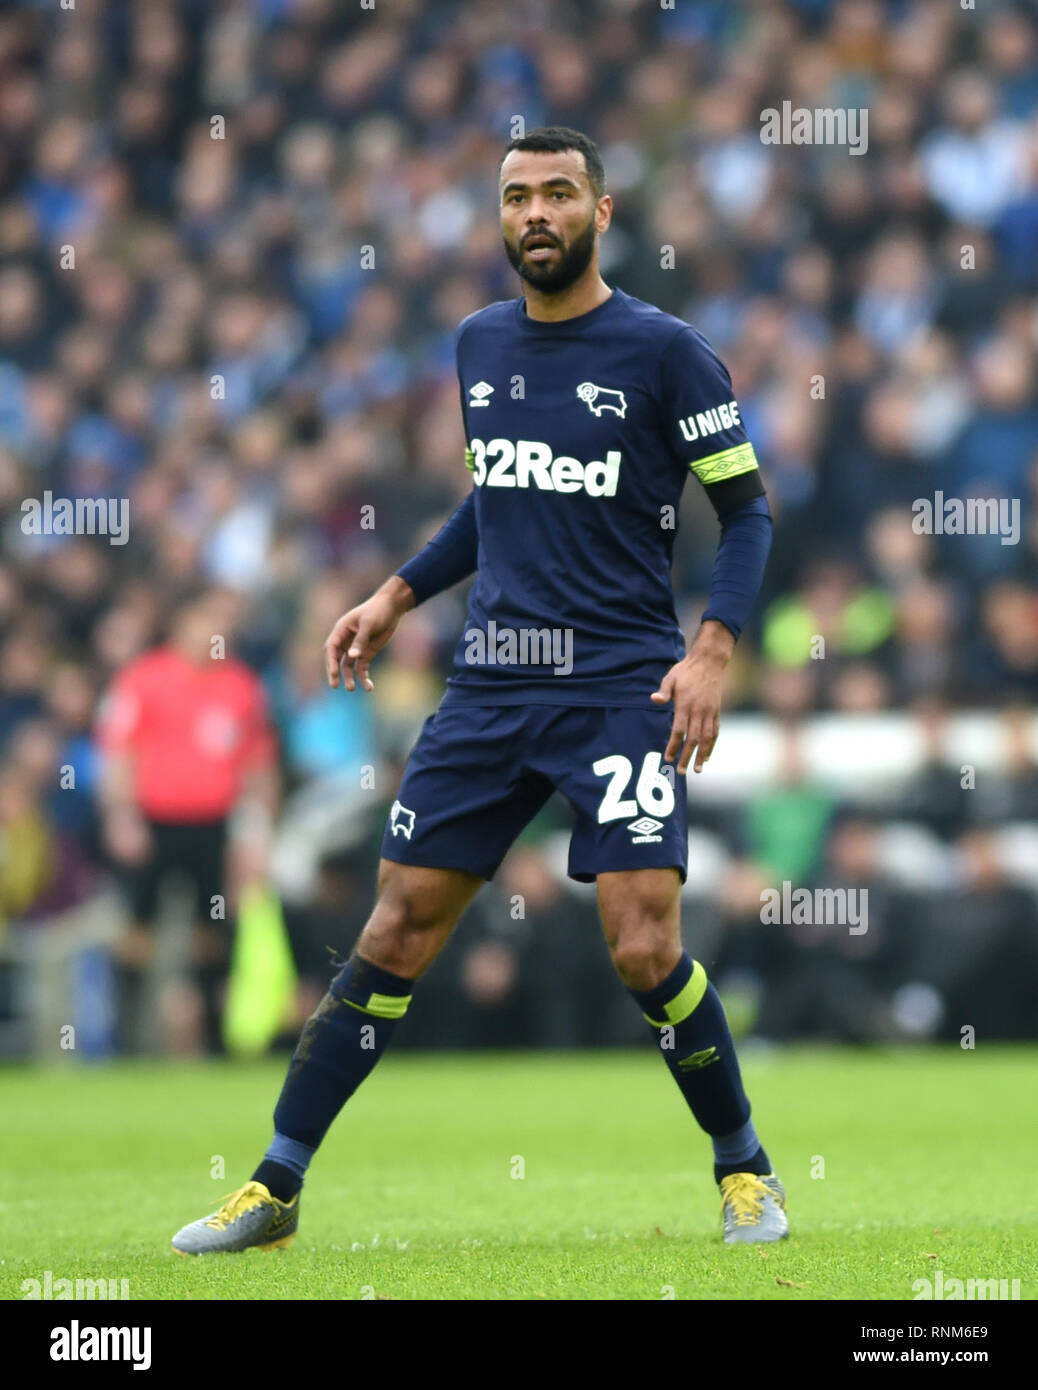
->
[356, 859, 485, 978]
[597, 866, 683, 965]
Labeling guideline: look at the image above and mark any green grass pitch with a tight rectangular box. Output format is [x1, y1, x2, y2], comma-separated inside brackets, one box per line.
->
[4, 1047, 1037, 1300]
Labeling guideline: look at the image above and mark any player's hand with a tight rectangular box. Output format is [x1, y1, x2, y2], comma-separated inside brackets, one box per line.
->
[103, 806, 153, 866]
[650, 620, 735, 775]
[324, 577, 415, 692]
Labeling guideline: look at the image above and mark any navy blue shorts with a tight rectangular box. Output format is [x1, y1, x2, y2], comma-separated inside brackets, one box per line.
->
[381, 703, 688, 883]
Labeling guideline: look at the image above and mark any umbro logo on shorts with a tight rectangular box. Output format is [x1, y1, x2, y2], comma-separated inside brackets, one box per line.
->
[628, 816, 663, 844]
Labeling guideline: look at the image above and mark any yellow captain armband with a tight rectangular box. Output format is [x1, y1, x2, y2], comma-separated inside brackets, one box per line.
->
[689, 442, 759, 485]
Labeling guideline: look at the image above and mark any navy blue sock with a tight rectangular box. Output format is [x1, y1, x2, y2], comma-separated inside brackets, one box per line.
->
[252, 1134, 314, 1202]
[711, 1127, 772, 1185]
[254, 953, 414, 1190]
[627, 953, 771, 1182]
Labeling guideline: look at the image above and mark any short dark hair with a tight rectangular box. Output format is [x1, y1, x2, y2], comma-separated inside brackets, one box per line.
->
[501, 126, 606, 199]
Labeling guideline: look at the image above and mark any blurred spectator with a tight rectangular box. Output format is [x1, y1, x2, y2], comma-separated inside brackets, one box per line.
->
[967, 705, 1038, 827]
[754, 815, 908, 1044]
[0, 765, 52, 936]
[891, 698, 970, 841]
[741, 725, 837, 883]
[899, 829, 1038, 1041]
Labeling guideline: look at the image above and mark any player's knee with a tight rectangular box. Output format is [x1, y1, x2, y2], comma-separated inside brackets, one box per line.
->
[380, 884, 447, 935]
[358, 886, 452, 976]
[609, 928, 678, 991]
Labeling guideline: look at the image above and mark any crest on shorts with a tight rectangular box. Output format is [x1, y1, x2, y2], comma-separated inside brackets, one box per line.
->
[390, 800, 416, 840]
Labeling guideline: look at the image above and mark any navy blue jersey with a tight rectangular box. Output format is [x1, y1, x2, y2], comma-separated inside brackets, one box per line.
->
[440, 287, 764, 708]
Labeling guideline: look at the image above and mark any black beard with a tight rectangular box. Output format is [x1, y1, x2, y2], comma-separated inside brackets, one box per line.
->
[504, 216, 597, 293]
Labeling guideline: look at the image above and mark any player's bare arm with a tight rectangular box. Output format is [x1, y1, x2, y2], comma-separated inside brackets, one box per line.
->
[324, 574, 416, 692]
[651, 618, 735, 775]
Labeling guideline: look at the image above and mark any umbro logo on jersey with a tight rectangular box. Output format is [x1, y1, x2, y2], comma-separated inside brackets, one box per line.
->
[469, 382, 494, 407]
[628, 816, 664, 844]
[577, 381, 628, 418]
[390, 800, 416, 839]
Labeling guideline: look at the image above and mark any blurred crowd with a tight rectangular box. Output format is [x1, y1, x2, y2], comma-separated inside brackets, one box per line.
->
[1, 0, 1037, 1049]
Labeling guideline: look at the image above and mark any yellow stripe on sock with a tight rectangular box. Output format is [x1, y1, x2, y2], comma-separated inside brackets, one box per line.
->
[689, 442, 759, 485]
[643, 960, 708, 1027]
[343, 992, 412, 1020]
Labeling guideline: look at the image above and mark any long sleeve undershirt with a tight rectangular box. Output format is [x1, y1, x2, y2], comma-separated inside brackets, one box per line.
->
[396, 492, 478, 606]
[700, 493, 772, 642]
[396, 490, 772, 645]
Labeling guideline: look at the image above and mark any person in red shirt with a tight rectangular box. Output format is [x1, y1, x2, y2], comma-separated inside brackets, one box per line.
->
[96, 590, 279, 1055]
